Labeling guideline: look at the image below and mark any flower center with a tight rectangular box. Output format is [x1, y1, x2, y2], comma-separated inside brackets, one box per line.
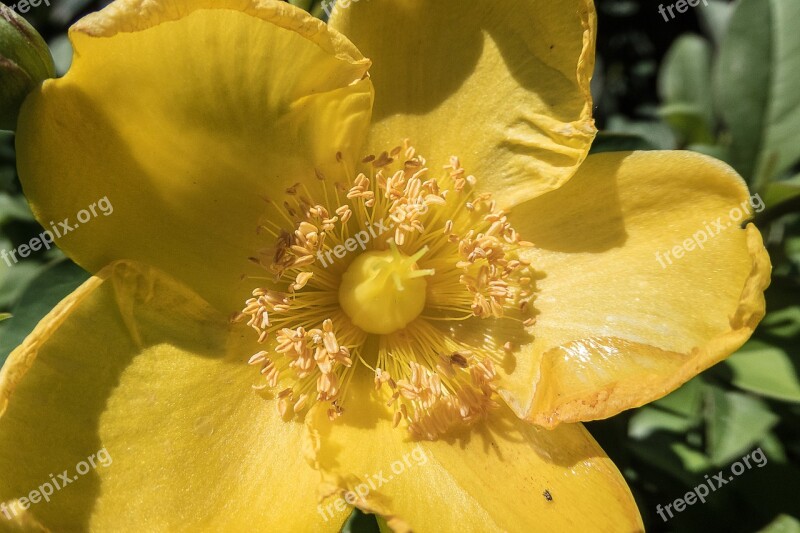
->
[239, 140, 539, 439]
[339, 244, 434, 335]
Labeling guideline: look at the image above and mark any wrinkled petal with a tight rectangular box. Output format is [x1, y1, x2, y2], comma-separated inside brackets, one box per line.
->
[16, 0, 374, 313]
[330, 0, 597, 209]
[500, 151, 770, 427]
[0, 261, 345, 531]
[305, 371, 642, 533]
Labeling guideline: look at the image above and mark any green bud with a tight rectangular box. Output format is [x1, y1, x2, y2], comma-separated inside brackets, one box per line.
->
[0, 4, 55, 131]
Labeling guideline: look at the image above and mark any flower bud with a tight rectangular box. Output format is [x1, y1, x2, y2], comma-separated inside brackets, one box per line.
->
[0, 4, 55, 130]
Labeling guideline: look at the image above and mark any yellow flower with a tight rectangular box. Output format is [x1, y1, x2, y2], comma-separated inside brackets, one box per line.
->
[0, 0, 770, 531]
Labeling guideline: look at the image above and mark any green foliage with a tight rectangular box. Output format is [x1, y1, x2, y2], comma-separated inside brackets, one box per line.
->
[726, 340, 800, 403]
[0, 259, 89, 365]
[591, 0, 800, 531]
[659, 35, 715, 145]
[759, 515, 800, 533]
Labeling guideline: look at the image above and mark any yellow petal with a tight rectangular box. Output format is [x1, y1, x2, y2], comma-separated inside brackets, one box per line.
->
[15, 0, 374, 313]
[330, 0, 597, 209]
[306, 371, 642, 533]
[0, 261, 345, 531]
[501, 151, 771, 427]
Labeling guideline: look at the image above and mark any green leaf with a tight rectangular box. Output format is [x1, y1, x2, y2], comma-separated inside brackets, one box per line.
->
[659, 105, 715, 146]
[686, 143, 730, 162]
[48, 34, 73, 77]
[758, 514, 800, 533]
[627, 436, 710, 484]
[654, 376, 704, 418]
[764, 174, 800, 210]
[697, 0, 735, 45]
[589, 131, 656, 154]
[0, 192, 34, 224]
[671, 442, 713, 474]
[716, 0, 800, 184]
[726, 339, 800, 403]
[0, 259, 89, 365]
[606, 115, 677, 150]
[658, 35, 714, 144]
[759, 291, 800, 339]
[0, 312, 10, 321]
[758, 432, 787, 464]
[628, 406, 698, 439]
[0, 255, 45, 309]
[704, 387, 780, 466]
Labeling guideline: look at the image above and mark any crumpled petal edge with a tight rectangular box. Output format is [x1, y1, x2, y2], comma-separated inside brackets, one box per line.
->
[70, 0, 370, 70]
[506, 223, 771, 428]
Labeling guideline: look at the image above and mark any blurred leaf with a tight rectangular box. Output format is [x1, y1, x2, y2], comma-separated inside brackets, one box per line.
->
[629, 406, 698, 439]
[0, 257, 45, 309]
[654, 376, 704, 417]
[0, 130, 14, 157]
[590, 131, 656, 154]
[658, 35, 714, 144]
[342, 509, 380, 533]
[726, 339, 800, 403]
[0, 192, 34, 224]
[704, 387, 780, 466]
[716, 0, 800, 184]
[686, 142, 730, 162]
[0, 167, 14, 192]
[787, 234, 800, 269]
[759, 297, 800, 338]
[0, 259, 89, 365]
[698, 0, 735, 45]
[607, 115, 676, 150]
[0, 312, 10, 321]
[671, 442, 712, 474]
[764, 175, 800, 210]
[759, 514, 800, 533]
[627, 436, 705, 485]
[48, 34, 73, 77]
[659, 105, 715, 145]
[758, 432, 788, 464]
[599, 0, 639, 16]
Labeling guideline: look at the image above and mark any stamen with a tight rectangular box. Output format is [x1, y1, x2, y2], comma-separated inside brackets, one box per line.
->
[241, 139, 538, 435]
